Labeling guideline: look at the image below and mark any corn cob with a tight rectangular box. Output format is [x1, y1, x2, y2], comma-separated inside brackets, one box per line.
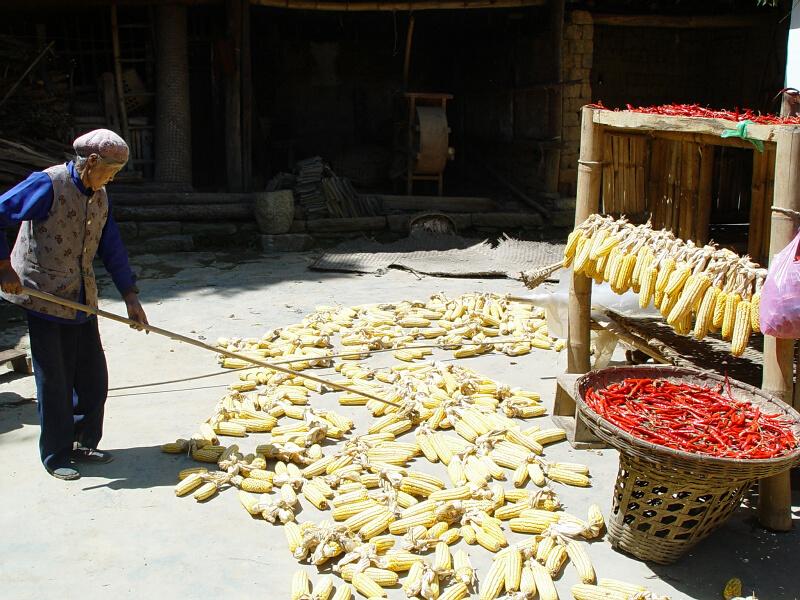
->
[654, 257, 676, 293]
[359, 511, 395, 540]
[452, 549, 474, 586]
[313, 575, 334, 600]
[667, 273, 711, 326]
[693, 285, 720, 340]
[712, 291, 728, 329]
[352, 573, 386, 598]
[460, 524, 477, 545]
[544, 544, 567, 577]
[215, 421, 247, 437]
[730, 300, 752, 357]
[388, 511, 436, 534]
[178, 466, 208, 480]
[379, 551, 422, 572]
[331, 585, 353, 600]
[528, 463, 547, 487]
[750, 292, 761, 333]
[345, 506, 392, 532]
[285, 520, 302, 553]
[475, 523, 507, 552]
[587, 504, 605, 537]
[639, 265, 658, 308]
[291, 570, 311, 600]
[434, 540, 452, 572]
[161, 440, 189, 454]
[438, 582, 469, 600]
[240, 477, 273, 494]
[529, 428, 566, 446]
[721, 292, 742, 340]
[505, 546, 523, 592]
[572, 584, 629, 600]
[302, 481, 330, 510]
[509, 512, 560, 534]
[193, 481, 218, 502]
[192, 445, 226, 463]
[402, 561, 425, 596]
[340, 566, 398, 587]
[175, 472, 204, 496]
[597, 579, 647, 596]
[439, 527, 461, 545]
[530, 561, 558, 600]
[479, 554, 508, 600]
[566, 540, 596, 584]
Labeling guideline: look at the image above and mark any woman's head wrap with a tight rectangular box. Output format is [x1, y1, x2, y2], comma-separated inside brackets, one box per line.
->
[73, 129, 129, 165]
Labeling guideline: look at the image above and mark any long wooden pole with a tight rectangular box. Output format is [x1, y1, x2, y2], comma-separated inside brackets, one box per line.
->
[567, 106, 603, 374]
[250, 0, 547, 10]
[757, 126, 800, 532]
[225, 0, 244, 192]
[20, 287, 403, 409]
[545, 0, 564, 194]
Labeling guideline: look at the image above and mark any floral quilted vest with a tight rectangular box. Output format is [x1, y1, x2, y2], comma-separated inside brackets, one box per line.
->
[2, 164, 108, 319]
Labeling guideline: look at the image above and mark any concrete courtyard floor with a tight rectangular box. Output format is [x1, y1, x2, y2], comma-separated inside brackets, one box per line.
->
[0, 250, 798, 600]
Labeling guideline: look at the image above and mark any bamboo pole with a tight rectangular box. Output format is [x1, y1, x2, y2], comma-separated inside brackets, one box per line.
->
[567, 106, 603, 374]
[20, 287, 404, 409]
[695, 144, 714, 244]
[757, 126, 800, 532]
[403, 15, 415, 89]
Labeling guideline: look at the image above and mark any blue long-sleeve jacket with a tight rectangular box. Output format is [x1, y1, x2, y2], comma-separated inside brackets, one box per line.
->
[0, 162, 137, 323]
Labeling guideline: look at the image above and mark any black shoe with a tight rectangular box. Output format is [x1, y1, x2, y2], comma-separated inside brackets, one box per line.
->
[47, 464, 80, 480]
[71, 447, 114, 464]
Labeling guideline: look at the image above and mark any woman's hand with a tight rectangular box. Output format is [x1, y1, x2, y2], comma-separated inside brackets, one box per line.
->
[0, 260, 22, 294]
[123, 291, 149, 333]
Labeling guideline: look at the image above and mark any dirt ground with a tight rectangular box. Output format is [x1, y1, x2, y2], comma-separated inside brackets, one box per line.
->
[1, 250, 798, 600]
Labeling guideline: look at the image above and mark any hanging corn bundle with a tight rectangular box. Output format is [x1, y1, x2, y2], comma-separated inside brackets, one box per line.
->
[565, 215, 766, 356]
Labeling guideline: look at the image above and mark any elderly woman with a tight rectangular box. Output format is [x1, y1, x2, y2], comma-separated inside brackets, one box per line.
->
[0, 129, 147, 480]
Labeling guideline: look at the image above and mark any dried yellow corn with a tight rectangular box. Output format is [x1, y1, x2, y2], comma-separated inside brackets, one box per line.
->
[505, 546, 522, 592]
[572, 584, 629, 600]
[193, 481, 218, 502]
[731, 300, 752, 357]
[479, 554, 507, 600]
[352, 573, 386, 598]
[291, 570, 310, 600]
[175, 472, 204, 496]
[566, 540, 596, 584]
[721, 292, 742, 341]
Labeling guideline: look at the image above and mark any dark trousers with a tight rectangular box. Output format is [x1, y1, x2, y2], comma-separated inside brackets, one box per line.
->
[27, 313, 108, 470]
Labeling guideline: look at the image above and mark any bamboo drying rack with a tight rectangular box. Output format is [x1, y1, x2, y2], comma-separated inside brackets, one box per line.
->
[557, 106, 800, 532]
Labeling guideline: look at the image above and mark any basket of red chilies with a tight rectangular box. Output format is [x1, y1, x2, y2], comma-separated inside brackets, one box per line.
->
[574, 365, 800, 565]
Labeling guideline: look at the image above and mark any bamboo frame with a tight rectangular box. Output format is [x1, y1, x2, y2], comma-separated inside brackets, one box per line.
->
[566, 107, 800, 530]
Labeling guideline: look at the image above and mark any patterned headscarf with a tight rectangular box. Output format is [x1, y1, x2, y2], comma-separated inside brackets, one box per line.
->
[73, 129, 129, 165]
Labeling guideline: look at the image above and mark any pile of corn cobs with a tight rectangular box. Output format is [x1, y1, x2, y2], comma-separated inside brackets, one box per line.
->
[162, 292, 668, 600]
[565, 215, 766, 357]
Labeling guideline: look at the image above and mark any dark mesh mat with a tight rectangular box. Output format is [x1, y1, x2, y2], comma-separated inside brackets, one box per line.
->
[310, 233, 565, 279]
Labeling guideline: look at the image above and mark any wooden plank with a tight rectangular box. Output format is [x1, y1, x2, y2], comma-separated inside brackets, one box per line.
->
[758, 127, 800, 532]
[647, 139, 664, 227]
[113, 204, 253, 222]
[379, 194, 495, 213]
[593, 110, 779, 143]
[637, 137, 647, 215]
[590, 12, 776, 29]
[696, 144, 714, 244]
[249, 0, 548, 9]
[0, 348, 32, 374]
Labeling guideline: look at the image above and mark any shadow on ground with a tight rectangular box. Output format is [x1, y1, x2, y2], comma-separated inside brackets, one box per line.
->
[0, 390, 37, 435]
[79, 445, 188, 492]
[646, 483, 800, 599]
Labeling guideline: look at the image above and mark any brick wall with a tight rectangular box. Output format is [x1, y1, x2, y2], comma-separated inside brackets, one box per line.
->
[559, 10, 594, 197]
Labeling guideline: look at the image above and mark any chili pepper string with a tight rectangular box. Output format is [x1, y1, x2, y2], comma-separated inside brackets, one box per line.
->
[586, 378, 798, 459]
[586, 101, 800, 126]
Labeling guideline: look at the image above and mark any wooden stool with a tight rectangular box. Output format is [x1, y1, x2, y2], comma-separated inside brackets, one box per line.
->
[0, 348, 32, 375]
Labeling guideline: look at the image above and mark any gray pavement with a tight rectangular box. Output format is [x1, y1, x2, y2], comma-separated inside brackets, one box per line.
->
[0, 251, 797, 600]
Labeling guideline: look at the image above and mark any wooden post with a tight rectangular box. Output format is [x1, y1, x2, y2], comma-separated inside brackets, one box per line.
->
[225, 0, 244, 192]
[757, 126, 800, 532]
[241, 0, 253, 191]
[545, 0, 564, 194]
[110, 5, 131, 150]
[567, 106, 603, 374]
[403, 14, 415, 90]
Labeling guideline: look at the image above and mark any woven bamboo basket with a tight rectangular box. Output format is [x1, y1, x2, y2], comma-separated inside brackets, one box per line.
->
[574, 365, 800, 564]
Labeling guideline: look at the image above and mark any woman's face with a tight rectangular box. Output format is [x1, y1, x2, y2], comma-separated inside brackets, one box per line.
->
[82, 155, 124, 189]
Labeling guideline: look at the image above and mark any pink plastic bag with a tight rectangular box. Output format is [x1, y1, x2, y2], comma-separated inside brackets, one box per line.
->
[760, 230, 800, 338]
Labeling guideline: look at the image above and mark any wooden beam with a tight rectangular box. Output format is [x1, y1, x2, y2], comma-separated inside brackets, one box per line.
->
[250, 0, 547, 9]
[568, 106, 603, 374]
[593, 110, 779, 143]
[225, 0, 244, 192]
[757, 126, 800, 532]
[590, 12, 777, 29]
